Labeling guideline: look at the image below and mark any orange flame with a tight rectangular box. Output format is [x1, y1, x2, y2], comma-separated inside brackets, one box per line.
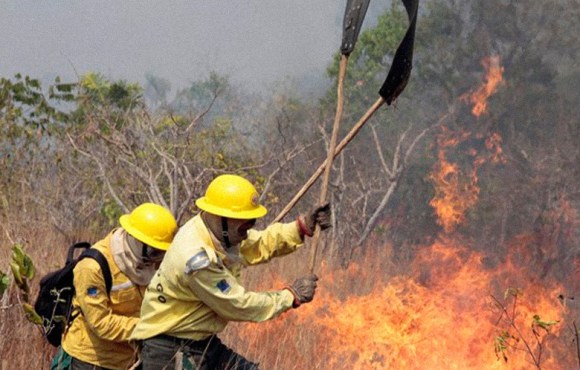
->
[228, 236, 572, 369]
[466, 55, 504, 118]
[428, 128, 507, 233]
[428, 127, 480, 233]
[429, 56, 507, 233]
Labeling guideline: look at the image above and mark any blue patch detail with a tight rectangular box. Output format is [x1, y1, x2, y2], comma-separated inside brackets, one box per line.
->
[87, 287, 98, 297]
[216, 279, 231, 293]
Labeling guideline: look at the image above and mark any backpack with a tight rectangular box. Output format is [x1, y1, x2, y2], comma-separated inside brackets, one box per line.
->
[34, 242, 112, 347]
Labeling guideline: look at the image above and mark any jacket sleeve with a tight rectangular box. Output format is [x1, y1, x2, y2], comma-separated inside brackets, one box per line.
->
[240, 221, 304, 265]
[186, 264, 294, 322]
[73, 258, 139, 342]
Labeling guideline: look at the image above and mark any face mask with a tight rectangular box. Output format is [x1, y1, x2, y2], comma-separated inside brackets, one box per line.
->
[126, 235, 165, 264]
[223, 218, 257, 246]
[142, 245, 165, 263]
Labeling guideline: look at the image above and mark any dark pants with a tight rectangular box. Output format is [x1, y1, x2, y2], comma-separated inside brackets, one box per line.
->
[51, 348, 118, 370]
[50, 347, 142, 370]
[140, 334, 259, 370]
[70, 357, 113, 370]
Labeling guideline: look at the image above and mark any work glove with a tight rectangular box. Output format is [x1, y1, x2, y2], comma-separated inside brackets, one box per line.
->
[297, 203, 332, 237]
[286, 274, 318, 308]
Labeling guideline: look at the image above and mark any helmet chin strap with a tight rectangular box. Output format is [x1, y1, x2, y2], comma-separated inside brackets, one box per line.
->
[221, 217, 232, 249]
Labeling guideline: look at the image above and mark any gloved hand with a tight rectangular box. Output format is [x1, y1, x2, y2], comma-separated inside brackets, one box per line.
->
[286, 274, 318, 308]
[297, 203, 332, 237]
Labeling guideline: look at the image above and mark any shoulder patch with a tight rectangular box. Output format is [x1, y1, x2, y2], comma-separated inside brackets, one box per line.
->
[87, 286, 99, 297]
[216, 279, 231, 293]
[184, 250, 211, 275]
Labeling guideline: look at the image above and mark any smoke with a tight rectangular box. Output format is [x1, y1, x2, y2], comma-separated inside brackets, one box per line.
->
[0, 1, 389, 94]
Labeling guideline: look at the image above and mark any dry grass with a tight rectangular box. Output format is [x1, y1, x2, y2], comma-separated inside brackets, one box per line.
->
[0, 219, 97, 369]
[0, 225, 393, 369]
[2, 223, 577, 369]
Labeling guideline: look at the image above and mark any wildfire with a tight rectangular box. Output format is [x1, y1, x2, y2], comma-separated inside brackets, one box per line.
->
[465, 55, 504, 118]
[224, 56, 574, 369]
[429, 57, 507, 233]
[309, 240, 568, 370]
[428, 128, 507, 233]
[231, 236, 571, 369]
[428, 127, 480, 233]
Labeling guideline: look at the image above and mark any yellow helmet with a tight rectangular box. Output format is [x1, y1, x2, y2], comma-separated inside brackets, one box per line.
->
[195, 174, 267, 219]
[119, 203, 178, 251]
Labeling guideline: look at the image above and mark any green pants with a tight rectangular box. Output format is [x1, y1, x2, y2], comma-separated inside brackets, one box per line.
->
[50, 347, 119, 370]
[51, 347, 72, 370]
[140, 335, 259, 370]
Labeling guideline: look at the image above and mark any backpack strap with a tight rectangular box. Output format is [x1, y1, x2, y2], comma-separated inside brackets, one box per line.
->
[66, 242, 92, 265]
[80, 249, 113, 296]
[65, 247, 114, 334]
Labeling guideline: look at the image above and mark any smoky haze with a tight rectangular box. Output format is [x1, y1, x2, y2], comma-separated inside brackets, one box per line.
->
[0, 1, 388, 94]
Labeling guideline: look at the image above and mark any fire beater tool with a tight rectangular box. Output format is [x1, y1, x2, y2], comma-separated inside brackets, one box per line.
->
[274, 1, 420, 268]
[308, 0, 371, 273]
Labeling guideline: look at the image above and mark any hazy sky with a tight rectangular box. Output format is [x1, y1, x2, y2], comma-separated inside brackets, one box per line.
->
[1, 1, 388, 93]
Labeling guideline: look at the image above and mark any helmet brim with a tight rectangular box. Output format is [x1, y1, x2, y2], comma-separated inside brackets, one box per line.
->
[195, 197, 267, 219]
[119, 214, 172, 251]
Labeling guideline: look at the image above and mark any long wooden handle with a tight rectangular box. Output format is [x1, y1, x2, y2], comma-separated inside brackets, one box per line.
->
[273, 96, 385, 224]
[308, 55, 348, 272]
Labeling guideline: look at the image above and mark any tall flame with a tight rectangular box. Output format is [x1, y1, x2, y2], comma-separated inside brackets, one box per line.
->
[428, 128, 507, 233]
[428, 127, 480, 233]
[430, 57, 507, 233]
[466, 55, 504, 118]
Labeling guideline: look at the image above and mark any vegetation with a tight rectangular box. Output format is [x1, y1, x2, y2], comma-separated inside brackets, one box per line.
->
[492, 288, 560, 367]
[0, 270, 8, 298]
[0, 0, 578, 368]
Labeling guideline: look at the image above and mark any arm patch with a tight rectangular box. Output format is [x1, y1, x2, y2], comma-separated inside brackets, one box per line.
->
[184, 250, 211, 275]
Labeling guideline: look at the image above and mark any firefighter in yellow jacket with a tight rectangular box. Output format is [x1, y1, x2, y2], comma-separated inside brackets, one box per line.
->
[131, 174, 332, 370]
[52, 203, 178, 370]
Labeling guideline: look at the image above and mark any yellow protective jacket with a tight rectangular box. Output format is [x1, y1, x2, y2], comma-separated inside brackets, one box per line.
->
[62, 231, 145, 370]
[131, 215, 302, 341]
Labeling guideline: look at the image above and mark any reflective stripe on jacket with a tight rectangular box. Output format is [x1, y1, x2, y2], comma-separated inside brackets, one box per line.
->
[130, 214, 302, 341]
[61, 231, 145, 370]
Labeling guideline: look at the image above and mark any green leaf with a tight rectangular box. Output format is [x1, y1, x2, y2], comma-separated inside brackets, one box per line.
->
[493, 334, 509, 362]
[22, 303, 43, 325]
[532, 314, 559, 330]
[0, 271, 9, 296]
[12, 244, 35, 280]
[9, 261, 23, 287]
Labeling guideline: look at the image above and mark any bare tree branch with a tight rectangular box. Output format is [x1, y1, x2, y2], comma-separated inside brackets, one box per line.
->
[370, 123, 393, 177]
[67, 133, 129, 213]
[185, 84, 223, 133]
